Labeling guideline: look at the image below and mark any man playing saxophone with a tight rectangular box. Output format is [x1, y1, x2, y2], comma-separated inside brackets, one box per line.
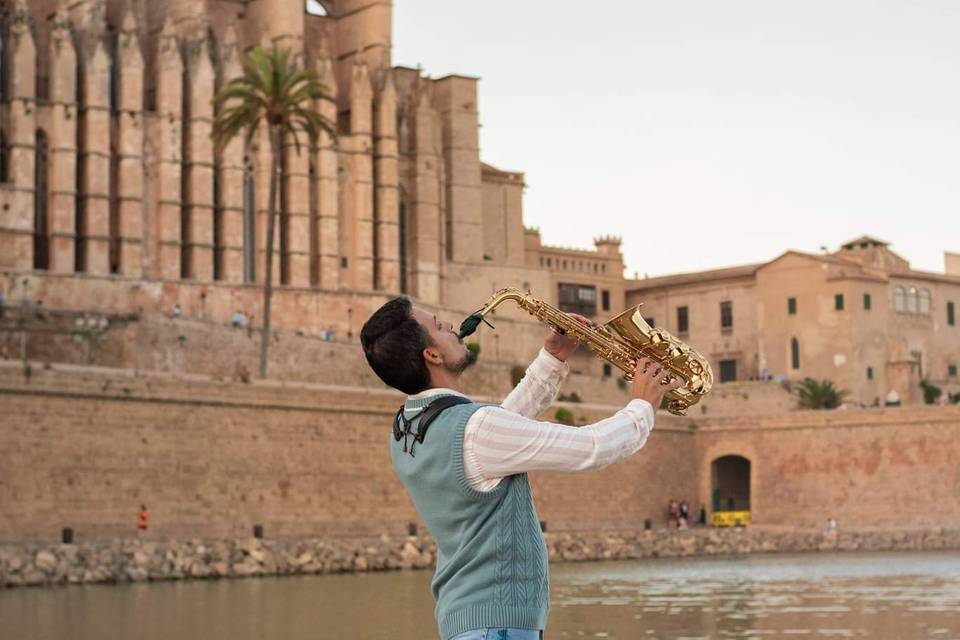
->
[360, 296, 682, 640]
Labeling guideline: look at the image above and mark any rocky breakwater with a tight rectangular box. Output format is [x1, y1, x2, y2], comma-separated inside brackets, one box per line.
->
[0, 535, 436, 588]
[544, 527, 960, 562]
[3, 527, 959, 588]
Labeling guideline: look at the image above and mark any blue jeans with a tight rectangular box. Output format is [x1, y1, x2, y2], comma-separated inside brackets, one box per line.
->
[450, 630, 543, 640]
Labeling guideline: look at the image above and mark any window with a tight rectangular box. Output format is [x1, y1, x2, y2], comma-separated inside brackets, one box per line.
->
[242, 154, 256, 283]
[787, 297, 796, 315]
[677, 306, 689, 334]
[720, 301, 733, 329]
[949, 301, 956, 326]
[33, 129, 49, 270]
[643, 316, 655, 328]
[949, 364, 957, 378]
[867, 367, 873, 380]
[906, 287, 918, 313]
[919, 289, 930, 315]
[558, 283, 597, 316]
[0, 131, 8, 183]
[835, 294, 844, 311]
[894, 286, 905, 312]
[719, 359, 737, 383]
[601, 289, 610, 312]
[398, 201, 408, 293]
[863, 293, 871, 310]
[791, 338, 800, 370]
[341, 257, 348, 268]
[602, 363, 612, 378]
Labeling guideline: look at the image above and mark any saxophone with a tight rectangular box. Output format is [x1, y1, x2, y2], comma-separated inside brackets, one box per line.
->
[458, 287, 713, 416]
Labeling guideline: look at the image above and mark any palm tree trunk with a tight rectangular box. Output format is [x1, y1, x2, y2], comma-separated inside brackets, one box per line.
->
[259, 126, 282, 378]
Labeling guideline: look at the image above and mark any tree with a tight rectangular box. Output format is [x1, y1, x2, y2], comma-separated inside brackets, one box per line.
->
[792, 377, 849, 410]
[212, 46, 334, 378]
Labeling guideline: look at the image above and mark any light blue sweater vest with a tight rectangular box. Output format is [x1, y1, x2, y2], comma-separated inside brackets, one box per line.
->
[391, 395, 549, 639]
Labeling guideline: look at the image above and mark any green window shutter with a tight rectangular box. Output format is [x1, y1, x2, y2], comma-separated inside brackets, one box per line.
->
[949, 364, 958, 378]
[948, 301, 955, 326]
[867, 367, 873, 380]
[787, 297, 796, 315]
[835, 294, 844, 311]
[863, 293, 871, 310]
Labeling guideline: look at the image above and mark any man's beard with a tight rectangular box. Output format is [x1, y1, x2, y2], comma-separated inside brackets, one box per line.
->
[446, 348, 478, 376]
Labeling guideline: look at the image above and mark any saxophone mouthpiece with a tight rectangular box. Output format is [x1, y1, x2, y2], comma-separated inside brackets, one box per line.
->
[458, 314, 483, 339]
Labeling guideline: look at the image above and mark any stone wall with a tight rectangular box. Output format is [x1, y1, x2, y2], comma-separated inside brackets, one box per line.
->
[0, 298, 795, 412]
[0, 362, 690, 543]
[694, 406, 960, 530]
[1, 361, 958, 548]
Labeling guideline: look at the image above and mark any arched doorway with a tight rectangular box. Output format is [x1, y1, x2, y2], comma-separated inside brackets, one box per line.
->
[711, 455, 751, 526]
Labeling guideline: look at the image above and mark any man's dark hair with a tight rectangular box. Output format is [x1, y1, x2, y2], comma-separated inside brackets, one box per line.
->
[361, 296, 432, 394]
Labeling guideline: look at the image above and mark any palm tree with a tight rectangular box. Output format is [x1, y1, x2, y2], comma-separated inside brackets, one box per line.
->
[793, 377, 849, 410]
[212, 46, 334, 378]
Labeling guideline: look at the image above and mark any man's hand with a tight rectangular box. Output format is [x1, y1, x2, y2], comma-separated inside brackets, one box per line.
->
[631, 357, 684, 408]
[544, 313, 593, 362]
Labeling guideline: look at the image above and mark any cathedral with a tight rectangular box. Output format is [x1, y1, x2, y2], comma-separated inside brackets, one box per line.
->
[0, 0, 627, 343]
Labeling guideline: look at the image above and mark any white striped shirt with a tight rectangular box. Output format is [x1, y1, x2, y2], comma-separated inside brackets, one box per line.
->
[405, 349, 655, 492]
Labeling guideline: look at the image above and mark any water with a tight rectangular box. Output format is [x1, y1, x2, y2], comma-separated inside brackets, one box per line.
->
[2, 552, 960, 640]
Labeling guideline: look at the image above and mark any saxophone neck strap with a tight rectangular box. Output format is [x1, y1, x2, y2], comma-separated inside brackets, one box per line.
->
[393, 395, 473, 457]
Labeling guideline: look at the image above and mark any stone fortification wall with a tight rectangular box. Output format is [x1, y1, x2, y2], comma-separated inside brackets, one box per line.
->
[694, 406, 960, 530]
[0, 362, 689, 544]
[2, 362, 958, 549]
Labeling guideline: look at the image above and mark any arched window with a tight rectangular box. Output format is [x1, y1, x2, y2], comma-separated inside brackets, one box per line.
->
[242, 154, 256, 283]
[906, 287, 918, 313]
[212, 164, 222, 281]
[33, 130, 50, 270]
[790, 337, 800, 370]
[894, 286, 905, 312]
[0, 130, 8, 183]
[398, 199, 408, 294]
[919, 288, 930, 315]
[279, 147, 289, 285]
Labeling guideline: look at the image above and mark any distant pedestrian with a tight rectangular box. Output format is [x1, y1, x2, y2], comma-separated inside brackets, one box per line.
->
[172, 304, 182, 319]
[668, 499, 679, 528]
[0, 289, 5, 318]
[231, 310, 246, 328]
[137, 505, 149, 533]
[699, 506, 707, 526]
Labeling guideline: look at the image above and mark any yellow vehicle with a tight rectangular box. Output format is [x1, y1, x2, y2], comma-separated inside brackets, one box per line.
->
[711, 510, 750, 527]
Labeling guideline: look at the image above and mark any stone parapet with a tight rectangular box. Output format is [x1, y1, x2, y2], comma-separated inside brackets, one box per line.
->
[2, 527, 958, 589]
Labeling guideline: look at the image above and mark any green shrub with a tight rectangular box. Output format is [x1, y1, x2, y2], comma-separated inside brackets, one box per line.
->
[792, 377, 848, 410]
[510, 364, 526, 386]
[920, 379, 942, 405]
[554, 407, 574, 425]
[466, 342, 481, 357]
[557, 391, 582, 403]
[616, 377, 628, 391]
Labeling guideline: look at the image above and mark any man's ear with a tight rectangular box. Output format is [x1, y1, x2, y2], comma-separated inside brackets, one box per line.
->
[423, 346, 443, 366]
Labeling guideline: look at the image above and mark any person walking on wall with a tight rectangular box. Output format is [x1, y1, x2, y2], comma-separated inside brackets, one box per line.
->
[361, 296, 681, 640]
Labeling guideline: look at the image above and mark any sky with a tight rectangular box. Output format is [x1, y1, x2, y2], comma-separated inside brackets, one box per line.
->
[392, 1, 960, 278]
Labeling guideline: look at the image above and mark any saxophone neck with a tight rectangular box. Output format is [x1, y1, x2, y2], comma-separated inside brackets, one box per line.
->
[458, 288, 528, 339]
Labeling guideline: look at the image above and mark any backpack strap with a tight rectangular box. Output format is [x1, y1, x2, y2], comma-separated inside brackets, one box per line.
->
[393, 395, 473, 457]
